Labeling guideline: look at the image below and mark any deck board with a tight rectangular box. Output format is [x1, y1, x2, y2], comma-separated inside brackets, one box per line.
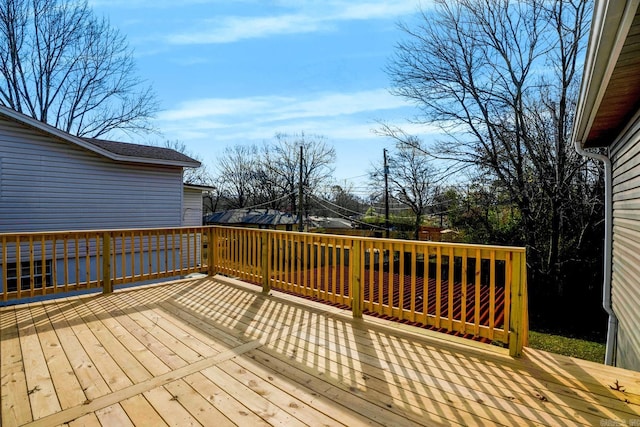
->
[2, 275, 640, 426]
[1, 308, 33, 427]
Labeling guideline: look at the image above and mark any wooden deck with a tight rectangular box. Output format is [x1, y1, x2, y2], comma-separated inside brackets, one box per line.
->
[2, 276, 640, 426]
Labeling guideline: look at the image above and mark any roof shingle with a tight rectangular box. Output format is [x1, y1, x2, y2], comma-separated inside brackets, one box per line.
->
[83, 138, 200, 165]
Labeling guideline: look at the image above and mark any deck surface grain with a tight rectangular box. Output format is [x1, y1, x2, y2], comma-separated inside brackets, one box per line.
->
[1, 276, 639, 426]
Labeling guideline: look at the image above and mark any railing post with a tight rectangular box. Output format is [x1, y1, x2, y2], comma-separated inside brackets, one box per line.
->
[207, 226, 217, 276]
[261, 230, 271, 295]
[102, 231, 112, 294]
[351, 239, 363, 318]
[509, 251, 527, 357]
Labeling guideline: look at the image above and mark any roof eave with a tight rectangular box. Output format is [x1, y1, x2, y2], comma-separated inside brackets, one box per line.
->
[572, 0, 640, 148]
[183, 183, 215, 191]
[0, 105, 200, 168]
[123, 156, 201, 168]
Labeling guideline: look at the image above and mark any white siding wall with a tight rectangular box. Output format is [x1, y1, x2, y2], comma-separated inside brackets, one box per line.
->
[610, 118, 640, 371]
[0, 118, 184, 232]
[182, 188, 203, 226]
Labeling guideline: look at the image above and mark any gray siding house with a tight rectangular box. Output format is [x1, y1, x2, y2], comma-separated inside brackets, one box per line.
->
[0, 105, 204, 293]
[573, 0, 640, 370]
[0, 105, 201, 232]
[183, 184, 215, 227]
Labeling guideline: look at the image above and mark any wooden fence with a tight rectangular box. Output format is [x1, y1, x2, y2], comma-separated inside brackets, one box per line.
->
[0, 227, 208, 300]
[0, 225, 528, 356]
[210, 226, 528, 357]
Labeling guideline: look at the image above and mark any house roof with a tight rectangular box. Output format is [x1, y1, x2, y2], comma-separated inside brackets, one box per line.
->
[84, 138, 198, 165]
[204, 209, 296, 226]
[183, 183, 217, 192]
[308, 216, 353, 229]
[0, 105, 200, 168]
[573, 0, 640, 148]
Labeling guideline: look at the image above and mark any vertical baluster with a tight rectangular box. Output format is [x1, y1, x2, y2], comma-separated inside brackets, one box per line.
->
[388, 243, 395, 317]
[489, 250, 496, 340]
[461, 248, 468, 333]
[410, 244, 417, 322]
[422, 245, 429, 326]
[351, 239, 362, 318]
[503, 250, 512, 345]
[474, 248, 481, 336]
[102, 232, 112, 294]
[74, 235, 80, 288]
[435, 246, 442, 328]
[448, 246, 454, 331]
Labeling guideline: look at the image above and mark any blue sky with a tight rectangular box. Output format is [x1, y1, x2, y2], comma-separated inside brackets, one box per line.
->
[90, 0, 439, 192]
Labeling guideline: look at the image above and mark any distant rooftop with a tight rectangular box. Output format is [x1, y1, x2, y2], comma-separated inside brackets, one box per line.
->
[204, 209, 296, 227]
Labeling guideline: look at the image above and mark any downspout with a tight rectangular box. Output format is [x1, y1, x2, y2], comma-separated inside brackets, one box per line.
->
[574, 139, 616, 366]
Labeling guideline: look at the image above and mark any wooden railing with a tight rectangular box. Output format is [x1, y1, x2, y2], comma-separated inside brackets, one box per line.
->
[210, 226, 528, 357]
[0, 227, 208, 301]
[0, 225, 528, 357]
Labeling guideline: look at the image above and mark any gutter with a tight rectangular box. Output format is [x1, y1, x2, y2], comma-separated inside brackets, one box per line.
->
[574, 139, 616, 366]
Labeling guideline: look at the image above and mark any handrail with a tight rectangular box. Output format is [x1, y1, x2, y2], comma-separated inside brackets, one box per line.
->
[0, 225, 528, 357]
[0, 227, 209, 302]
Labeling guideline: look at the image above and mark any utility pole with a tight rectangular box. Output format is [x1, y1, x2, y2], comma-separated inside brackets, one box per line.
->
[298, 145, 304, 232]
[383, 148, 390, 238]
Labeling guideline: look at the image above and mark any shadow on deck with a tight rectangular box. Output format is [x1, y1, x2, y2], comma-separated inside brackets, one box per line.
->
[1, 276, 638, 426]
[246, 266, 505, 343]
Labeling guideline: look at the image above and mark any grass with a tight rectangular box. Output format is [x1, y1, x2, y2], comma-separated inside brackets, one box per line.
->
[528, 330, 606, 363]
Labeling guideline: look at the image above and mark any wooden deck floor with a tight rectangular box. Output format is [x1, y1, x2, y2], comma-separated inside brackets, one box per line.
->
[2, 276, 640, 426]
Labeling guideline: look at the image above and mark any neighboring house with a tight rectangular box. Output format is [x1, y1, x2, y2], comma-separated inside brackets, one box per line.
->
[0, 105, 201, 232]
[573, 0, 640, 370]
[308, 216, 353, 231]
[0, 105, 203, 292]
[204, 208, 295, 230]
[183, 184, 216, 227]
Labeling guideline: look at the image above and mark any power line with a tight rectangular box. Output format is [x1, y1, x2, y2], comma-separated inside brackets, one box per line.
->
[228, 191, 296, 211]
[308, 195, 387, 231]
[308, 193, 367, 217]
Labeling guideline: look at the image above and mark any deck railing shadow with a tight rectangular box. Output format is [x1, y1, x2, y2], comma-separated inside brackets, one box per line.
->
[166, 277, 640, 425]
[3, 275, 639, 426]
[203, 277, 640, 426]
[211, 226, 528, 357]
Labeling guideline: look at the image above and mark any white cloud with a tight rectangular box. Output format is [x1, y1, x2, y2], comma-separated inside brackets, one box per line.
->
[155, 88, 442, 147]
[166, 1, 422, 45]
[158, 97, 287, 121]
[167, 14, 324, 45]
[158, 89, 410, 124]
[336, 2, 418, 20]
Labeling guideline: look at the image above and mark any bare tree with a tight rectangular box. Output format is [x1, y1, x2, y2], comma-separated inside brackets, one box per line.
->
[211, 134, 336, 216]
[163, 140, 213, 186]
[0, 0, 157, 137]
[315, 184, 365, 218]
[371, 137, 438, 239]
[216, 144, 259, 209]
[387, 0, 601, 329]
[261, 132, 336, 216]
[388, 0, 592, 282]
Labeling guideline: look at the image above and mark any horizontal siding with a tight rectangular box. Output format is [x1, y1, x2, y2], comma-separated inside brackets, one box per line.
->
[610, 120, 640, 371]
[0, 119, 184, 232]
[617, 326, 640, 371]
[182, 189, 203, 226]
